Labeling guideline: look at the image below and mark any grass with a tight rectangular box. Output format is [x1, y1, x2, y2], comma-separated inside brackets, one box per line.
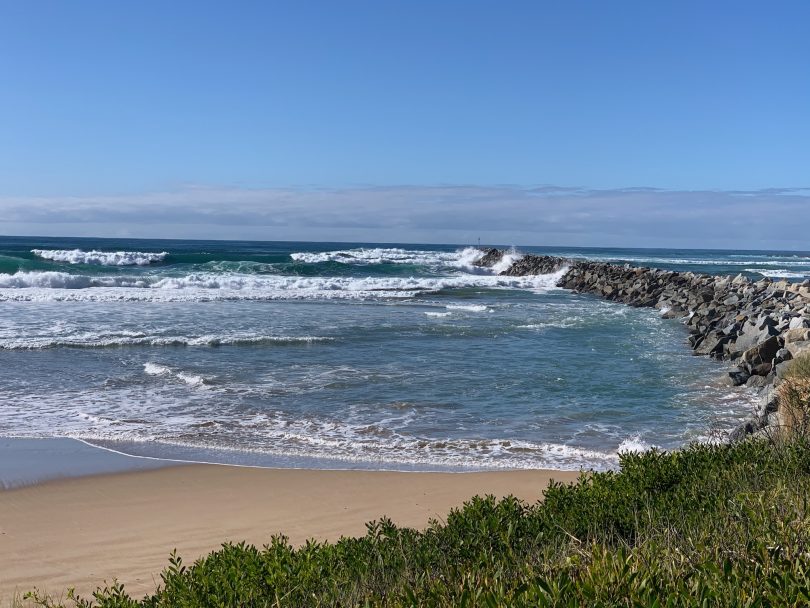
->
[777, 354, 810, 437]
[21, 437, 810, 607]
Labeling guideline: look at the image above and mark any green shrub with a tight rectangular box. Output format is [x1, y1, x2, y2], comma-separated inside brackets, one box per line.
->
[26, 438, 810, 607]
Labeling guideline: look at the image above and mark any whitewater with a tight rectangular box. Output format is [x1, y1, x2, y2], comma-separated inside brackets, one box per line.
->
[1, 236, 806, 471]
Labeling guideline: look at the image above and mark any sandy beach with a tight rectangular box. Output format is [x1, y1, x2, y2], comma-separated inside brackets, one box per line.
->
[0, 463, 580, 602]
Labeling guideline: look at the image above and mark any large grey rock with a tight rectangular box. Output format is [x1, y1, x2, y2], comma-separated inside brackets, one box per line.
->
[730, 326, 780, 359]
[728, 416, 768, 442]
[750, 361, 773, 377]
[786, 340, 810, 359]
[473, 248, 505, 268]
[774, 348, 793, 364]
[722, 369, 751, 386]
[741, 335, 782, 366]
[695, 333, 728, 356]
[784, 328, 810, 343]
[789, 316, 809, 330]
[746, 374, 771, 388]
[776, 360, 794, 380]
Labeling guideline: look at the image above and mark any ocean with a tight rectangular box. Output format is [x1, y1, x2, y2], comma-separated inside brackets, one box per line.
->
[2, 236, 809, 472]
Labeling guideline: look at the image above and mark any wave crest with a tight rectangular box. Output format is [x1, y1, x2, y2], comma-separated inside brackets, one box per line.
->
[32, 249, 168, 266]
[0, 332, 331, 350]
[291, 246, 485, 268]
[0, 268, 567, 302]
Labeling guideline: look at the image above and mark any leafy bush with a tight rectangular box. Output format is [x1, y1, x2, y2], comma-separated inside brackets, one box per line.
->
[26, 438, 810, 607]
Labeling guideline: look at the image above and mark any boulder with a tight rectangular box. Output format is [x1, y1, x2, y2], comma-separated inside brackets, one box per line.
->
[749, 362, 773, 377]
[728, 416, 767, 442]
[775, 360, 794, 381]
[746, 374, 771, 388]
[789, 316, 809, 330]
[695, 333, 728, 356]
[784, 328, 810, 343]
[473, 248, 505, 268]
[774, 348, 793, 364]
[786, 340, 810, 359]
[741, 335, 782, 366]
[722, 369, 750, 387]
[730, 325, 780, 359]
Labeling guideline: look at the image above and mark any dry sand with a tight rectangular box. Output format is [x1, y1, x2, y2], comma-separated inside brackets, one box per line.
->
[0, 464, 581, 602]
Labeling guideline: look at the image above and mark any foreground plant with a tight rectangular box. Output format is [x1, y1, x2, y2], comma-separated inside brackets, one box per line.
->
[23, 434, 810, 607]
[776, 353, 810, 437]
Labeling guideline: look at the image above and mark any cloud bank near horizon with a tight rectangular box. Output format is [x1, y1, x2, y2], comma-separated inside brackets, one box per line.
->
[1, 185, 808, 250]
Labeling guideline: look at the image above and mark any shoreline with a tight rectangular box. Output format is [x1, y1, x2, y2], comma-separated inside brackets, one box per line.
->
[3, 249, 806, 600]
[0, 436, 588, 491]
[0, 437, 176, 490]
[0, 462, 581, 601]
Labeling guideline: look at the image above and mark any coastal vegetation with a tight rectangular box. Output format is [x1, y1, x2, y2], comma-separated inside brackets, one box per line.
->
[776, 353, 810, 438]
[26, 392, 810, 605]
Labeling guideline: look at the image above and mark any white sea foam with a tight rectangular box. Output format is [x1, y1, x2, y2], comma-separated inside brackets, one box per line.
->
[143, 362, 171, 376]
[0, 332, 331, 350]
[617, 435, 656, 454]
[489, 248, 523, 274]
[589, 255, 810, 268]
[748, 268, 808, 279]
[425, 311, 452, 318]
[144, 362, 210, 388]
[445, 304, 490, 313]
[0, 367, 746, 472]
[517, 318, 581, 330]
[32, 249, 168, 266]
[10, 396, 622, 470]
[0, 268, 565, 302]
[290, 246, 483, 268]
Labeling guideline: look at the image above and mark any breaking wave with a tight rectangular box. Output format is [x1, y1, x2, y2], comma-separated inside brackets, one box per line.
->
[748, 268, 809, 279]
[143, 363, 211, 388]
[9, 394, 634, 470]
[0, 267, 567, 302]
[0, 332, 331, 350]
[290, 246, 484, 268]
[445, 304, 490, 313]
[32, 249, 168, 266]
[589, 254, 810, 268]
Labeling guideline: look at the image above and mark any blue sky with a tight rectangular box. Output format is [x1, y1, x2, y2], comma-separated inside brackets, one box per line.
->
[0, 1, 808, 247]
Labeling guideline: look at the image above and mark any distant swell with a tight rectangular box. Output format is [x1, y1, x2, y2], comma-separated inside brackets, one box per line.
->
[32, 249, 168, 266]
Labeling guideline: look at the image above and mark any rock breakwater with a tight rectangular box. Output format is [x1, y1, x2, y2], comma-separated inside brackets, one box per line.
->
[479, 249, 810, 439]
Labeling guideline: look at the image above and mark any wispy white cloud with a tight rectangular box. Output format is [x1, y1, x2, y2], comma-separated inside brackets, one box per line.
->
[1, 185, 808, 249]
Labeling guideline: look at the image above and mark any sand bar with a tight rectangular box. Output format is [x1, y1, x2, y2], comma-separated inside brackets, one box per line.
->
[0, 463, 581, 602]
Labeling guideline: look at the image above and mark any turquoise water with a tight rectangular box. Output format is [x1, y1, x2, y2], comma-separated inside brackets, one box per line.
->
[2, 237, 806, 471]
